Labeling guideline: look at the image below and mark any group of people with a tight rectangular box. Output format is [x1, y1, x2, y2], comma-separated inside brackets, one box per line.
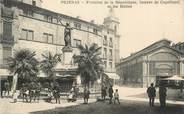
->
[46, 83, 61, 104]
[101, 85, 120, 104]
[15, 82, 42, 103]
[147, 83, 167, 107]
[1, 80, 10, 98]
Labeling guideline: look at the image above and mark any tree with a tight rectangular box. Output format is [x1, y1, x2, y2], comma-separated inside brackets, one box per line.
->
[40, 52, 61, 84]
[73, 43, 103, 89]
[8, 49, 39, 90]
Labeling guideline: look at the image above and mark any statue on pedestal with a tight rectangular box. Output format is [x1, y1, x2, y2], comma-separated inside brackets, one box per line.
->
[58, 17, 73, 47]
[64, 23, 73, 47]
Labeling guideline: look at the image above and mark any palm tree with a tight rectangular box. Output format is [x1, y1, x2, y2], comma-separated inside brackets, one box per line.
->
[8, 49, 39, 91]
[73, 43, 103, 89]
[40, 52, 61, 84]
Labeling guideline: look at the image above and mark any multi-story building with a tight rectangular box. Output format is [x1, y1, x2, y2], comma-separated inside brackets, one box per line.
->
[116, 39, 184, 87]
[0, 0, 120, 82]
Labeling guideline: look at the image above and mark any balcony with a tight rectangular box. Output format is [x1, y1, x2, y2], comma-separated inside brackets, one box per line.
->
[109, 42, 113, 47]
[0, 34, 14, 44]
[109, 58, 113, 61]
[103, 55, 107, 60]
[103, 41, 108, 46]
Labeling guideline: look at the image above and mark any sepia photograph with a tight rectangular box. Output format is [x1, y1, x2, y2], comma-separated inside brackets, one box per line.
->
[0, 0, 184, 114]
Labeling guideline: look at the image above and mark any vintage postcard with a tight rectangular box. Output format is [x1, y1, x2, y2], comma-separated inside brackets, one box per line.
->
[0, 0, 184, 114]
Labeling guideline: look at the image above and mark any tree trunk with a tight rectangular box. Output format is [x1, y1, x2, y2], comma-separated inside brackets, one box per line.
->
[11, 73, 18, 93]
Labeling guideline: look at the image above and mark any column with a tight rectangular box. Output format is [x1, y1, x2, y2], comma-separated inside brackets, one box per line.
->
[143, 61, 148, 87]
[0, 4, 3, 36]
[12, 7, 20, 43]
[180, 58, 184, 77]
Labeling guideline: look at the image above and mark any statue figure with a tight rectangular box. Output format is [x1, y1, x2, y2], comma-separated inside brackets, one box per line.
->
[64, 23, 73, 47]
[58, 17, 73, 47]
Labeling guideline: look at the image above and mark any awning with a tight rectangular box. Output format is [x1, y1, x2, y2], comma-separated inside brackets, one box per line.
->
[157, 73, 171, 77]
[56, 74, 73, 78]
[0, 69, 12, 77]
[161, 75, 184, 81]
[104, 72, 120, 79]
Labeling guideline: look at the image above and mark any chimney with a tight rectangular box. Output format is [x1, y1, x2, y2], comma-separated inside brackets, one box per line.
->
[76, 16, 80, 19]
[91, 20, 95, 23]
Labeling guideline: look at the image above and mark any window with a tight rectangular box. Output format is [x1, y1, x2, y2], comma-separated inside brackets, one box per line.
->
[109, 49, 112, 60]
[23, 10, 34, 17]
[3, 0, 12, 7]
[21, 29, 34, 40]
[109, 62, 112, 69]
[32, 0, 36, 6]
[103, 35, 107, 46]
[74, 23, 81, 30]
[48, 35, 53, 43]
[22, 29, 27, 39]
[109, 37, 113, 47]
[3, 21, 12, 38]
[73, 39, 81, 47]
[104, 61, 107, 68]
[103, 48, 107, 59]
[44, 15, 53, 22]
[93, 28, 98, 35]
[114, 25, 117, 31]
[27, 30, 34, 40]
[43, 33, 53, 43]
[3, 47, 12, 64]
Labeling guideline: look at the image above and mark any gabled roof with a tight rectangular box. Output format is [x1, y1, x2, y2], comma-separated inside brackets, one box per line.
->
[121, 39, 184, 62]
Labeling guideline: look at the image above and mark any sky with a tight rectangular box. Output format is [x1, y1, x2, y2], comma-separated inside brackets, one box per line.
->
[41, 0, 184, 58]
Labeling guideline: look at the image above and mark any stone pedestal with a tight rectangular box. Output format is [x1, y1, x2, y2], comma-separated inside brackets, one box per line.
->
[62, 46, 73, 65]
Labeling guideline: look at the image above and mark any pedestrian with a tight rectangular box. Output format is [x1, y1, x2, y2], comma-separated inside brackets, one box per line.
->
[86, 89, 90, 104]
[48, 89, 53, 103]
[147, 83, 156, 107]
[108, 85, 114, 104]
[159, 84, 167, 107]
[83, 88, 90, 104]
[12, 90, 19, 103]
[0, 81, 4, 98]
[101, 86, 107, 100]
[114, 89, 120, 104]
[54, 89, 61, 104]
[34, 83, 41, 102]
[4, 80, 10, 96]
[24, 89, 29, 102]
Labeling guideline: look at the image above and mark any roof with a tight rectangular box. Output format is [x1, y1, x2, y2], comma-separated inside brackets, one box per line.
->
[15, 1, 102, 29]
[119, 39, 184, 63]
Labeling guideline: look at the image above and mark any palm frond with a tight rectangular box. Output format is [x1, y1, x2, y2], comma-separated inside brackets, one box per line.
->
[74, 43, 103, 87]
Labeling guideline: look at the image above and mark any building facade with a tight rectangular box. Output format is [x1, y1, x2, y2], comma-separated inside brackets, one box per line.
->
[116, 39, 184, 87]
[0, 0, 120, 80]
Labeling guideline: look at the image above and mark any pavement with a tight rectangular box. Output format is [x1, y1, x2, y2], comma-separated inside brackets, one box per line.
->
[0, 97, 96, 114]
[0, 86, 184, 114]
[114, 86, 184, 105]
